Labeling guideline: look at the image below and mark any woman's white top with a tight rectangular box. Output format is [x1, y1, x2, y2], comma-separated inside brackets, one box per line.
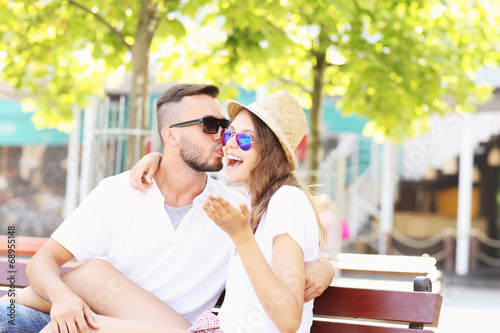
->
[218, 185, 319, 332]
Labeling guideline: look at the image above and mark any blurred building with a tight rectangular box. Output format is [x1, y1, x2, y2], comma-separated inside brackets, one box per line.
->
[314, 68, 500, 276]
[0, 83, 69, 236]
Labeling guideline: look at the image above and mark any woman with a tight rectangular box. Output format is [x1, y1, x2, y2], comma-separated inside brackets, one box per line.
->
[134, 90, 326, 332]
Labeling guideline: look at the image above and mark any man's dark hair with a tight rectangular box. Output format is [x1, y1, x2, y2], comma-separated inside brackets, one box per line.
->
[156, 84, 220, 140]
[156, 84, 219, 109]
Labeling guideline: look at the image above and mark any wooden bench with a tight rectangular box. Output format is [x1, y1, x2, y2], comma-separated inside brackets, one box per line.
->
[0, 235, 49, 257]
[1, 258, 443, 332]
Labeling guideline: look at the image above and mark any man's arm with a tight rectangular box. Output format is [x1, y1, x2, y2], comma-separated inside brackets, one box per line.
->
[26, 238, 99, 333]
[304, 259, 335, 302]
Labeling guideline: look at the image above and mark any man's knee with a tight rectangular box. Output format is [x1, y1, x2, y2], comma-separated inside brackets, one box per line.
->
[62, 258, 110, 284]
[0, 302, 50, 332]
[85, 258, 111, 269]
[64, 258, 113, 278]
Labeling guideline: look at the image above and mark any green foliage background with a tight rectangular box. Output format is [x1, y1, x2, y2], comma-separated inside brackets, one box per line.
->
[1, 0, 499, 177]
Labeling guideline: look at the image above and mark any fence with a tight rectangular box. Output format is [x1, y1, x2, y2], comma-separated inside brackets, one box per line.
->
[78, 95, 160, 199]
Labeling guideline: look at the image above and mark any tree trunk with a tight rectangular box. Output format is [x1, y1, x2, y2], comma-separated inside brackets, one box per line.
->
[126, 0, 160, 169]
[307, 51, 327, 187]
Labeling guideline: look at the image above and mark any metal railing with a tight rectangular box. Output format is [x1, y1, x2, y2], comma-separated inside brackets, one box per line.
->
[351, 226, 500, 271]
[80, 95, 160, 198]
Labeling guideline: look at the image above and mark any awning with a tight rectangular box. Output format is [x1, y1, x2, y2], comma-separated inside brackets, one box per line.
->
[0, 100, 68, 146]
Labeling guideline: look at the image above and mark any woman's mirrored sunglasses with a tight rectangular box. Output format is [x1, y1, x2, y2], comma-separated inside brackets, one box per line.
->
[169, 116, 231, 134]
[221, 129, 254, 151]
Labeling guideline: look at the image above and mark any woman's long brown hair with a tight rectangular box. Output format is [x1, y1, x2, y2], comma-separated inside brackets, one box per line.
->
[247, 113, 327, 246]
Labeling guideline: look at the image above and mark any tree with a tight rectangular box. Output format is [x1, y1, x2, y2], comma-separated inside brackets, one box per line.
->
[192, 0, 500, 185]
[2, 0, 499, 183]
[0, 0, 200, 167]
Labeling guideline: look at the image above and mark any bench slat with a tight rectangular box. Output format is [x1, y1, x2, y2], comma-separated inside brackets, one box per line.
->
[0, 260, 31, 288]
[311, 321, 435, 333]
[0, 236, 48, 257]
[314, 286, 442, 327]
[0, 260, 76, 289]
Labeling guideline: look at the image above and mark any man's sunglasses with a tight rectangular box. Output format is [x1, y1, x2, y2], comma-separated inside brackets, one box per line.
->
[221, 129, 254, 151]
[169, 116, 231, 134]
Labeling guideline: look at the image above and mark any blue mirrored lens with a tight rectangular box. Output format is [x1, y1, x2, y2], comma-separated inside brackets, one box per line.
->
[236, 133, 252, 151]
[222, 129, 232, 145]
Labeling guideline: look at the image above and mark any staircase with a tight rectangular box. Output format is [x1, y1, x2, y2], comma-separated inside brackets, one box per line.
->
[317, 134, 383, 254]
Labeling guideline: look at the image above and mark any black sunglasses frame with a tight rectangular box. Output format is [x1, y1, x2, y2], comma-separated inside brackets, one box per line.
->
[169, 117, 231, 134]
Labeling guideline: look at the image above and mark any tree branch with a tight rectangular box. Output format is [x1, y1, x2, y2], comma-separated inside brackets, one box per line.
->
[66, 0, 132, 50]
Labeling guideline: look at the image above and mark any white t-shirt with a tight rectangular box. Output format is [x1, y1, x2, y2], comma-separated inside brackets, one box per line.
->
[218, 185, 319, 332]
[52, 171, 244, 323]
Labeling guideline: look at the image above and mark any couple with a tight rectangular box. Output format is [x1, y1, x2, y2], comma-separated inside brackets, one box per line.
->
[0, 84, 332, 332]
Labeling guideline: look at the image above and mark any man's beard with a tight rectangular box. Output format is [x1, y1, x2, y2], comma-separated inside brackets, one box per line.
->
[179, 136, 223, 172]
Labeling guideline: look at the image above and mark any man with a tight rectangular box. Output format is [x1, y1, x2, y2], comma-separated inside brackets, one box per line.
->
[0, 84, 333, 333]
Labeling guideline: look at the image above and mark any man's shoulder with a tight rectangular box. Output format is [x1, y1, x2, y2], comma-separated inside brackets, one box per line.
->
[98, 171, 132, 187]
[206, 176, 245, 202]
[89, 171, 136, 198]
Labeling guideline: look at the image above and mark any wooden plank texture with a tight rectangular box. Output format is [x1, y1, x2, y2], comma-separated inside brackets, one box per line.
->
[0, 260, 76, 288]
[313, 286, 442, 327]
[311, 321, 435, 333]
[0, 236, 48, 257]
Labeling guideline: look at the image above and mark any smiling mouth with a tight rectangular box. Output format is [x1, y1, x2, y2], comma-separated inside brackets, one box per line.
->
[227, 155, 243, 168]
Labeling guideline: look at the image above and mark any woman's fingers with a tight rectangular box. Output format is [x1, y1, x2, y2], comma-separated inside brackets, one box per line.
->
[130, 153, 162, 193]
[137, 174, 149, 193]
[212, 196, 238, 213]
[130, 168, 149, 193]
[202, 199, 222, 223]
[207, 195, 229, 214]
[206, 194, 250, 220]
[142, 167, 156, 186]
[129, 167, 140, 189]
[239, 202, 250, 217]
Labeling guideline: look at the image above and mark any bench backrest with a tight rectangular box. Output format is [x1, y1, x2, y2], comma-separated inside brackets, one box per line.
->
[0, 259, 74, 289]
[1, 260, 442, 332]
[0, 236, 48, 257]
[311, 283, 442, 332]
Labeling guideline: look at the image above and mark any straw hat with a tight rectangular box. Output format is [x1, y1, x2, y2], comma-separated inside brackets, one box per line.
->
[226, 90, 307, 171]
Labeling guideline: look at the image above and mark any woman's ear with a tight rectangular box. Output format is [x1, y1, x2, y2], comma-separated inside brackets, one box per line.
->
[161, 127, 179, 147]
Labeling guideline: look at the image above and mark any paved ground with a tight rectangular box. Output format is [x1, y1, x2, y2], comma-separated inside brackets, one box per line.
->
[435, 271, 500, 332]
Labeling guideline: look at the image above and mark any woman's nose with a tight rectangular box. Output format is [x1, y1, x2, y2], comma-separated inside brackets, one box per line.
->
[226, 133, 238, 148]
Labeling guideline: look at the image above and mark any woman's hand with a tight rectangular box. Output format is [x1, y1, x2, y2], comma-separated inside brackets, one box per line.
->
[130, 153, 162, 193]
[202, 194, 251, 240]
